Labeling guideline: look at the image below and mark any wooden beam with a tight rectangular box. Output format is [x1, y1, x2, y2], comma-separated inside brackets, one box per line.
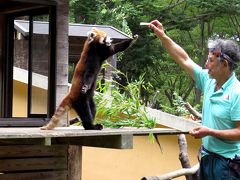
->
[0, 157, 67, 171]
[0, 127, 185, 147]
[0, 145, 67, 158]
[56, 134, 133, 149]
[0, 5, 46, 14]
[0, 138, 51, 145]
[146, 107, 200, 132]
[0, 171, 68, 180]
[0, 127, 184, 139]
[12, 0, 57, 5]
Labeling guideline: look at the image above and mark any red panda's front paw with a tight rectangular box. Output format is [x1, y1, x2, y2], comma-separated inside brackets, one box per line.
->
[133, 34, 138, 40]
[129, 34, 138, 48]
[81, 85, 89, 93]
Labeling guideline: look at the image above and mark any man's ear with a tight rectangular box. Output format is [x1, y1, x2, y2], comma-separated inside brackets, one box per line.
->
[223, 59, 229, 67]
[222, 60, 231, 71]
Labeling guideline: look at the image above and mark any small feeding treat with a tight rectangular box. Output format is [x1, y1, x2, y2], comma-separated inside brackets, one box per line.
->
[140, 22, 150, 26]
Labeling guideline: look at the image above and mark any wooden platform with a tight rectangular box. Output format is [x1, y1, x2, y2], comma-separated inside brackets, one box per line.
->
[0, 126, 186, 148]
[0, 107, 201, 146]
[0, 109, 200, 180]
[0, 126, 187, 180]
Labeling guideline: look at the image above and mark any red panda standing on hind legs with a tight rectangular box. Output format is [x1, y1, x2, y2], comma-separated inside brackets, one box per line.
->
[41, 28, 138, 130]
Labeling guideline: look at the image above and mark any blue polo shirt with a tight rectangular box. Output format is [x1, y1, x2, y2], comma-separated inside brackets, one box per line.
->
[193, 65, 240, 158]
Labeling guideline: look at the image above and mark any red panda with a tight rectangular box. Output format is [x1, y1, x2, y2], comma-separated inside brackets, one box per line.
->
[41, 28, 138, 130]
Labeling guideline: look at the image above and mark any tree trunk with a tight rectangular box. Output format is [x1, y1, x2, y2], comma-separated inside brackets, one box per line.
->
[178, 134, 195, 180]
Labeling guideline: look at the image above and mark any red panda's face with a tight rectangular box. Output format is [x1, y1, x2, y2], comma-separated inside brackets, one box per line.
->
[87, 28, 112, 46]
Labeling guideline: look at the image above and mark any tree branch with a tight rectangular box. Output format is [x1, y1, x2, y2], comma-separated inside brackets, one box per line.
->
[141, 163, 199, 180]
[141, 134, 199, 180]
[184, 102, 202, 121]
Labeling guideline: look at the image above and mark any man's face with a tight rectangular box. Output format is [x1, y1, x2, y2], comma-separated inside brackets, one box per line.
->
[205, 52, 223, 79]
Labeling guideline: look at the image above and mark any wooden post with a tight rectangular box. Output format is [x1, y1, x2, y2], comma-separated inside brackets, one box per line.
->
[56, 0, 69, 127]
[68, 145, 82, 180]
[56, 1, 83, 180]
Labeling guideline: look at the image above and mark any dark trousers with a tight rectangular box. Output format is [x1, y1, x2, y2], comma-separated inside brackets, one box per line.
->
[200, 155, 239, 180]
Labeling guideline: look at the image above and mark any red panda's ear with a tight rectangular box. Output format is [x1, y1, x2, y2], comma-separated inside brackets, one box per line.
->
[87, 30, 96, 44]
[104, 36, 112, 46]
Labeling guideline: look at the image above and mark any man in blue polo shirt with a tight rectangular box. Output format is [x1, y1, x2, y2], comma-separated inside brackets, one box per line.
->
[148, 20, 240, 179]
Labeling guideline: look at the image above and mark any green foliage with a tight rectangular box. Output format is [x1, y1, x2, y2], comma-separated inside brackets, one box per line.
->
[68, 63, 75, 83]
[172, 92, 188, 116]
[69, 0, 135, 36]
[186, 0, 240, 14]
[94, 72, 156, 129]
[160, 92, 188, 116]
[69, 0, 240, 112]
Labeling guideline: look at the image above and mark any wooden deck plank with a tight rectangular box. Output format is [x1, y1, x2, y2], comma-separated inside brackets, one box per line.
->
[0, 157, 67, 172]
[0, 171, 68, 180]
[57, 134, 133, 149]
[0, 127, 185, 148]
[0, 145, 67, 158]
[0, 127, 185, 139]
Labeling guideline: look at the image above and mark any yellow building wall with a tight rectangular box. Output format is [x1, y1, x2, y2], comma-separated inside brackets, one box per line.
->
[12, 81, 28, 117]
[82, 135, 201, 180]
[13, 80, 201, 180]
[12, 80, 48, 117]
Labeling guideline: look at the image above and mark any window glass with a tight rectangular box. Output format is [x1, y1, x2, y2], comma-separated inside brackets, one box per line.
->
[12, 14, 49, 117]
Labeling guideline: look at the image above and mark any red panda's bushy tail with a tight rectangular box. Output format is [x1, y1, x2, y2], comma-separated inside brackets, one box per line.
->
[40, 96, 72, 130]
[40, 105, 70, 130]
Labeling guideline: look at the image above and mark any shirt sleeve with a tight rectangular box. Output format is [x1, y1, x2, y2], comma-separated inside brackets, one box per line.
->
[231, 89, 240, 121]
[193, 64, 209, 92]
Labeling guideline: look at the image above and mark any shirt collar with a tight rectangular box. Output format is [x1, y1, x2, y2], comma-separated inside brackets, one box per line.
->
[221, 72, 236, 90]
